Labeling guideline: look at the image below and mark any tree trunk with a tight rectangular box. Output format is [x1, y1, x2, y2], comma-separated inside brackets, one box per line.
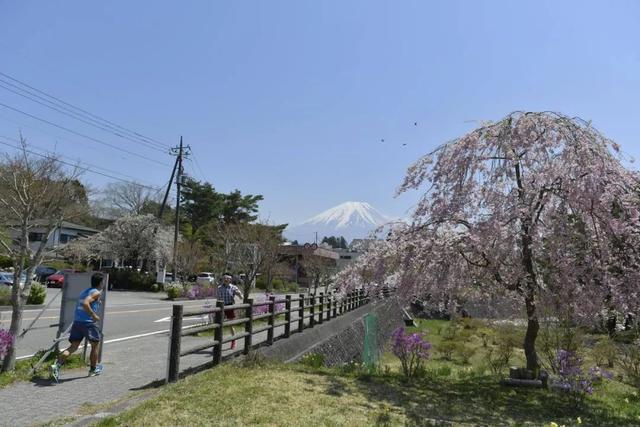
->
[523, 294, 540, 372]
[514, 161, 541, 373]
[2, 267, 24, 372]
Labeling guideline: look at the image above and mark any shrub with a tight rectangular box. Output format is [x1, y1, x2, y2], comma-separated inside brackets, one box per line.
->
[460, 318, 485, 331]
[553, 349, 612, 397]
[391, 327, 431, 379]
[486, 345, 512, 376]
[253, 293, 285, 315]
[0, 287, 11, 306]
[186, 284, 215, 300]
[284, 281, 299, 293]
[0, 329, 14, 359]
[299, 353, 325, 368]
[166, 283, 182, 299]
[434, 365, 452, 377]
[458, 345, 477, 364]
[592, 337, 617, 368]
[538, 319, 584, 374]
[438, 340, 459, 361]
[617, 341, 640, 387]
[108, 269, 156, 291]
[27, 282, 46, 305]
[0, 255, 12, 269]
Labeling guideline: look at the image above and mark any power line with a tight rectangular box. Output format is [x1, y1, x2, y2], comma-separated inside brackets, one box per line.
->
[0, 71, 170, 150]
[0, 139, 161, 190]
[191, 155, 208, 182]
[0, 79, 168, 153]
[0, 101, 171, 167]
[0, 134, 158, 187]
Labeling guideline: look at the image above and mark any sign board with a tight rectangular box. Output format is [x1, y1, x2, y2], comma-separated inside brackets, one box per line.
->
[57, 272, 108, 362]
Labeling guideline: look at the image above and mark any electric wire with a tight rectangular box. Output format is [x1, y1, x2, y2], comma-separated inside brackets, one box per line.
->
[0, 139, 161, 190]
[0, 101, 171, 167]
[0, 134, 157, 187]
[0, 79, 168, 153]
[0, 71, 170, 150]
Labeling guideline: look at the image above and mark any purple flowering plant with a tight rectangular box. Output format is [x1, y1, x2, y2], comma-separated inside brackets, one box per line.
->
[553, 349, 612, 397]
[0, 329, 14, 359]
[391, 327, 431, 379]
[253, 293, 285, 316]
[186, 284, 216, 300]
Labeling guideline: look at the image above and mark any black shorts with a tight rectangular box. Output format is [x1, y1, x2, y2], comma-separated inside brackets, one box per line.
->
[69, 321, 102, 343]
[224, 309, 236, 320]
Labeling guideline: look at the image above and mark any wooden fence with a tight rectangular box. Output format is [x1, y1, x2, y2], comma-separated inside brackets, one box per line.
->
[166, 289, 373, 383]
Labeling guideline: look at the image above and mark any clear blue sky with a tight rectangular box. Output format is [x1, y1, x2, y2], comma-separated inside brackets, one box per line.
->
[1, 1, 639, 225]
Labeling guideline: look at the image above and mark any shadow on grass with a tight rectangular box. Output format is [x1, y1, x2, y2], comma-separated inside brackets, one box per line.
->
[321, 373, 635, 426]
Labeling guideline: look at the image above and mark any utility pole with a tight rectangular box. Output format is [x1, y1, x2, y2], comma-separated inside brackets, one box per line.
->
[169, 137, 192, 282]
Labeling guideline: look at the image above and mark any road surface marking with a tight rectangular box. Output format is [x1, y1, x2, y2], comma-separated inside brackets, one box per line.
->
[154, 315, 211, 323]
[15, 322, 207, 359]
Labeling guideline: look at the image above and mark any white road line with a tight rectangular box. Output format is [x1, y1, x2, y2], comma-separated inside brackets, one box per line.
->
[14, 300, 211, 314]
[15, 322, 207, 360]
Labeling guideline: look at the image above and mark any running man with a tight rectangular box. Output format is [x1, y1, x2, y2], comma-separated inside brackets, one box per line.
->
[50, 273, 105, 381]
[217, 273, 243, 349]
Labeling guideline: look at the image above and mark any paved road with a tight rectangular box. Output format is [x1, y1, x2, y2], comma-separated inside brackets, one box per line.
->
[0, 296, 310, 427]
[0, 289, 266, 358]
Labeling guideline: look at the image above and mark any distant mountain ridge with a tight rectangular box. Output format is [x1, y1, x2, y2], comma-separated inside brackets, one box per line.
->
[285, 201, 390, 244]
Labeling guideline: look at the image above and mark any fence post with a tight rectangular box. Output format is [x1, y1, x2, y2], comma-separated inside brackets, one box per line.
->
[244, 299, 253, 355]
[267, 296, 276, 345]
[213, 301, 224, 365]
[167, 304, 183, 383]
[298, 293, 305, 332]
[284, 295, 292, 338]
[318, 292, 324, 324]
[310, 295, 316, 328]
[332, 292, 338, 318]
[327, 292, 332, 320]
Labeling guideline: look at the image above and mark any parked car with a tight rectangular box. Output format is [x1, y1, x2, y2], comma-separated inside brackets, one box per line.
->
[35, 265, 57, 283]
[0, 271, 27, 288]
[196, 272, 215, 286]
[46, 269, 75, 288]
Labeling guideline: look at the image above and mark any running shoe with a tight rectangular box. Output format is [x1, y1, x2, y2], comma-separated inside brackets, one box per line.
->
[49, 363, 60, 383]
[89, 364, 103, 377]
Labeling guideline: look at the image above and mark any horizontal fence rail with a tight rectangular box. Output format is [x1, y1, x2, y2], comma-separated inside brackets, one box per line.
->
[166, 287, 395, 383]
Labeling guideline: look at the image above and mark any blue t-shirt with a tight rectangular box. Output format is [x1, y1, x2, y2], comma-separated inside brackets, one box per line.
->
[74, 287, 101, 323]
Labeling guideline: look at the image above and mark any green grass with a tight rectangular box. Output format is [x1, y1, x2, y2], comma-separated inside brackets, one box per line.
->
[92, 360, 640, 427]
[0, 351, 86, 388]
[91, 317, 640, 427]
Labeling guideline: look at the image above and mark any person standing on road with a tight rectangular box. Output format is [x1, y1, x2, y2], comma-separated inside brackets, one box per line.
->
[50, 273, 105, 381]
[218, 273, 243, 350]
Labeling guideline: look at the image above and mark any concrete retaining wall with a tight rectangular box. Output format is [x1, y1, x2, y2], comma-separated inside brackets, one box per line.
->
[258, 297, 404, 366]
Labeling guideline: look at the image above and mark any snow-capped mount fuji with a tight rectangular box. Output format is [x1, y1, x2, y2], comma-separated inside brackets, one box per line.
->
[285, 201, 390, 244]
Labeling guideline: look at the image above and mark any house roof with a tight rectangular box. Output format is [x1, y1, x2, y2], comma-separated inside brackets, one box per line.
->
[23, 220, 100, 234]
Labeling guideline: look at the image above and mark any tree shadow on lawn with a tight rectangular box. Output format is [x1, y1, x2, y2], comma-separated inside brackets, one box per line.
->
[340, 375, 634, 426]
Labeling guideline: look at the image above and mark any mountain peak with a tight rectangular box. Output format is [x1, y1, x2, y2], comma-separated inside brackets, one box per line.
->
[285, 201, 389, 243]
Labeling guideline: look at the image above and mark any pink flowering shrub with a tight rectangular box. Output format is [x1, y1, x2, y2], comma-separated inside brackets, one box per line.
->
[253, 293, 285, 315]
[0, 329, 14, 359]
[186, 284, 216, 300]
[391, 327, 431, 379]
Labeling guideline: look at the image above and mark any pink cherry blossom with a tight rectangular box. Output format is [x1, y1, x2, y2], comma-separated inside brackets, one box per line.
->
[337, 112, 640, 371]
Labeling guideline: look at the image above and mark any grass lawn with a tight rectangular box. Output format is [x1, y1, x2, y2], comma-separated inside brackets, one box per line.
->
[0, 351, 85, 388]
[93, 318, 639, 427]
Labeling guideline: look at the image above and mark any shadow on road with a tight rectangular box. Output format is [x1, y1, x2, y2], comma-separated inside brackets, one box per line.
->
[31, 375, 87, 387]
